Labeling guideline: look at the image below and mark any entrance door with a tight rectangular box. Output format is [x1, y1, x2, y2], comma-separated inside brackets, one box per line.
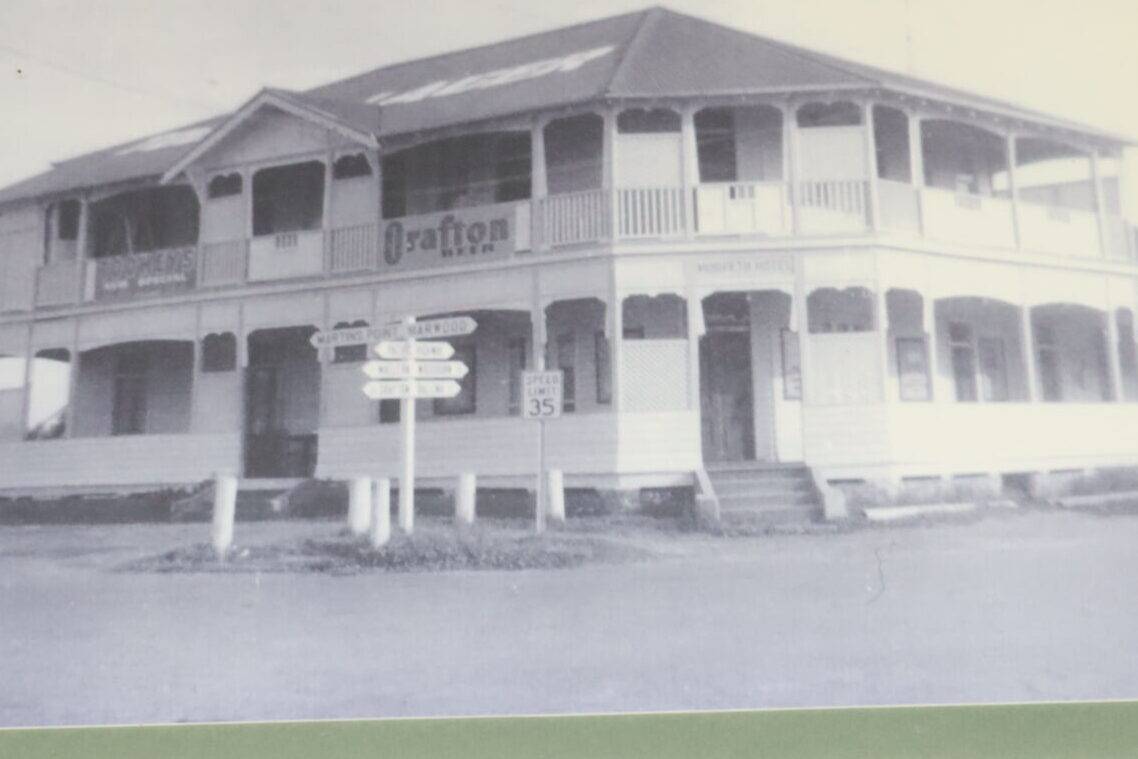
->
[244, 365, 280, 477]
[699, 331, 755, 462]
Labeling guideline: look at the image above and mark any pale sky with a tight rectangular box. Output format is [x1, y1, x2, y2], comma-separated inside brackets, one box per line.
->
[2, 0, 1137, 212]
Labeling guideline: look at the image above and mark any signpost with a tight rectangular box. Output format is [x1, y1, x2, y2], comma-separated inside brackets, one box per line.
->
[310, 315, 479, 534]
[522, 370, 563, 533]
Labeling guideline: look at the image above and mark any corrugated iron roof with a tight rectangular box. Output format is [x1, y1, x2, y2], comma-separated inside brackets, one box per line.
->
[0, 6, 1130, 207]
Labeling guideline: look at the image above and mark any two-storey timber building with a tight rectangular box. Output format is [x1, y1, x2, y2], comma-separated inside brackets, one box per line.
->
[1, 8, 1137, 513]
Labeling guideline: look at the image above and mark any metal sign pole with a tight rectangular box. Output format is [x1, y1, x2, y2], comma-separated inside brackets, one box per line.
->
[536, 417, 546, 533]
[398, 316, 416, 534]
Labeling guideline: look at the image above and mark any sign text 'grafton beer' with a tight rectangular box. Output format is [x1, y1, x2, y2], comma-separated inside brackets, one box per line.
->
[381, 203, 527, 272]
[94, 247, 198, 299]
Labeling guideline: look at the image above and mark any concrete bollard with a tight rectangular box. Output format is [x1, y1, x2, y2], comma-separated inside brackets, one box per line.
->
[546, 469, 565, 523]
[348, 477, 373, 536]
[456, 472, 476, 525]
[211, 473, 238, 559]
[371, 478, 392, 548]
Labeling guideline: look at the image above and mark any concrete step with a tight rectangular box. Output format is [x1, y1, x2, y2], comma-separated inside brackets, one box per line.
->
[718, 491, 818, 509]
[707, 467, 810, 483]
[709, 478, 814, 497]
[720, 504, 820, 526]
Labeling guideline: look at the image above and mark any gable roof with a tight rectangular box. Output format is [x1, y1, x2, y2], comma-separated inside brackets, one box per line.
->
[0, 6, 1130, 207]
[160, 88, 380, 183]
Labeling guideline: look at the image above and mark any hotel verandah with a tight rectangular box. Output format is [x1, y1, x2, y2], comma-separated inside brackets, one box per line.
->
[1, 7, 1136, 517]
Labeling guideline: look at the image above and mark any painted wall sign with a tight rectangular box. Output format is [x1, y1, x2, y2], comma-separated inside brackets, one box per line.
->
[93, 247, 197, 299]
[380, 203, 526, 272]
[365, 46, 615, 105]
[693, 255, 794, 278]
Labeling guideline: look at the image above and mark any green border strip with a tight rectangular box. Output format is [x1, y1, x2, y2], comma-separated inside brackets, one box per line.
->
[3, 702, 1138, 759]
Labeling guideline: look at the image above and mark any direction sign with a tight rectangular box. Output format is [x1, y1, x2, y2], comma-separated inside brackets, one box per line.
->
[522, 370, 563, 419]
[402, 316, 477, 340]
[373, 340, 455, 360]
[361, 360, 469, 380]
[362, 379, 463, 400]
[310, 316, 477, 349]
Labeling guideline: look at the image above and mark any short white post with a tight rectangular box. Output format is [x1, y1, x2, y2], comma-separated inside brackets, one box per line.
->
[455, 472, 476, 525]
[371, 478, 391, 548]
[211, 473, 238, 559]
[348, 476, 372, 535]
[546, 469, 565, 523]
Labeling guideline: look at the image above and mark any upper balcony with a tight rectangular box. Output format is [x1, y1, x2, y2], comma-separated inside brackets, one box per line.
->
[27, 99, 1138, 311]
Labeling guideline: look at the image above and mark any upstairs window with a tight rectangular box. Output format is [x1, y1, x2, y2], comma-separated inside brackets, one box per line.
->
[333, 154, 373, 180]
[207, 173, 243, 199]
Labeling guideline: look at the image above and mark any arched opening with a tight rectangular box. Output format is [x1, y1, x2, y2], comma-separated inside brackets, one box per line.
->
[920, 120, 1007, 196]
[73, 340, 194, 437]
[694, 104, 783, 183]
[245, 326, 320, 477]
[544, 299, 608, 413]
[543, 113, 603, 194]
[252, 161, 325, 235]
[1031, 304, 1112, 402]
[699, 290, 797, 463]
[88, 185, 199, 258]
[933, 297, 1029, 402]
[381, 131, 531, 219]
[615, 107, 682, 188]
[25, 349, 70, 440]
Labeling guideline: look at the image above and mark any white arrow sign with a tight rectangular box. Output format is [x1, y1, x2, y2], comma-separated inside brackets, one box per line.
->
[361, 360, 469, 380]
[362, 379, 463, 400]
[373, 340, 455, 360]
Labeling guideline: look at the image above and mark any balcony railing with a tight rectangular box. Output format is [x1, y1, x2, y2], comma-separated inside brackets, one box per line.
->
[28, 182, 1138, 310]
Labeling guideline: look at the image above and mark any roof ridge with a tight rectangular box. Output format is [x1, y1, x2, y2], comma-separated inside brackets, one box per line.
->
[645, 7, 880, 88]
[304, 8, 652, 98]
[602, 6, 665, 97]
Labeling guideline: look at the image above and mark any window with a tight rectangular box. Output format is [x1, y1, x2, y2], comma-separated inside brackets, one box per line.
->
[332, 320, 368, 363]
[112, 350, 147, 435]
[1036, 323, 1062, 401]
[507, 337, 527, 414]
[556, 333, 576, 412]
[333, 154, 372, 180]
[594, 331, 611, 405]
[201, 333, 237, 372]
[617, 108, 680, 133]
[433, 344, 476, 415]
[978, 337, 1009, 402]
[948, 322, 977, 402]
[207, 173, 243, 199]
[252, 161, 325, 235]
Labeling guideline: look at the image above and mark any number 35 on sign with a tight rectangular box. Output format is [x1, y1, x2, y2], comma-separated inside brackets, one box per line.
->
[522, 370, 563, 419]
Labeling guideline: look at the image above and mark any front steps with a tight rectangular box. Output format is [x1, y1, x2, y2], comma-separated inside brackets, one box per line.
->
[705, 462, 821, 525]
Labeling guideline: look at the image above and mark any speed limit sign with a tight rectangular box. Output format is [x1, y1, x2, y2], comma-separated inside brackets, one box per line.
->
[522, 370, 563, 419]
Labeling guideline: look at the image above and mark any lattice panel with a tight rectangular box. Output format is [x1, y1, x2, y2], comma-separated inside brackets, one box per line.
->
[619, 339, 689, 412]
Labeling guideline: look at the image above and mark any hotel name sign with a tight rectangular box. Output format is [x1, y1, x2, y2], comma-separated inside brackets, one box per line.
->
[381, 202, 527, 273]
